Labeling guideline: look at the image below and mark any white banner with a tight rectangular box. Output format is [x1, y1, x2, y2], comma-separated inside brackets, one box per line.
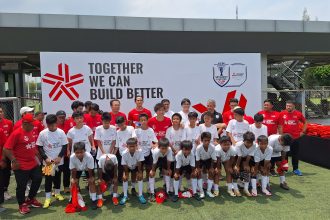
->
[40, 52, 261, 116]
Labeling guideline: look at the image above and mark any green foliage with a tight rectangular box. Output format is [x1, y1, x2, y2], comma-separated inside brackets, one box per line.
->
[303, 65, 330, 88]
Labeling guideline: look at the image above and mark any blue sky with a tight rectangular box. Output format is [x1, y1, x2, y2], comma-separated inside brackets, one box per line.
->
[0, 0, 329, 21]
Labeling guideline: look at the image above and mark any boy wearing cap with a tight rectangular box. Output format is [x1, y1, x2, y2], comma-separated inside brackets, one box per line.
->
[34, 111, 47, 130]
[3, 114, 43, 215]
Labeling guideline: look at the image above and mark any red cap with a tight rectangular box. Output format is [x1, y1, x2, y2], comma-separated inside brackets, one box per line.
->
[22, 113, 34, 123]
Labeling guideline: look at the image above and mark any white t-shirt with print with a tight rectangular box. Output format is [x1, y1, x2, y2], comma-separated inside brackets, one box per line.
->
[195, 144, 217, 161]
[98, 153, 118, 173]
[69, 152, 94, 171]
[135, 127, 158, 157]
[116, 126, 137, 156]
[94, 125, 117, 160]
[268, 134, 290, 157]
[226, 119, 250, 142]
[166, 126, 184, 152]
[175, 150, 195, 168]
[235, 141, 257, 158]
[151, 147, 174, 164]
[121, 149, 144, 170]
[199, 123, 218, 144]
[36, 128, 68, 165]
[254, 146, 273, 162]
[182, 125, 201, 154]
[215, 145, 236, 162]
[249, 124, 268, 140]
[67, 125, 93, 154]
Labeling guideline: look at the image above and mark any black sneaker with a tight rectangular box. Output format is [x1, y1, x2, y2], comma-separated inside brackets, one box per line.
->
[131, 188, 137, 196]
[149, 193, 156, 202]
[193, 193, 201, 201]
[91, 200, 98, 210]
[171, 195, 178, 202]
[270, 170, 277, 177]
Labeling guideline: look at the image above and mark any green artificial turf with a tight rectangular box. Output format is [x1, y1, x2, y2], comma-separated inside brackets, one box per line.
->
[1, 161, 330, 220]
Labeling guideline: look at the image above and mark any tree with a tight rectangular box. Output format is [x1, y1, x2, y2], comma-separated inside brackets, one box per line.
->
[302, 7, 310, 21]
[303, 65, 330, 88]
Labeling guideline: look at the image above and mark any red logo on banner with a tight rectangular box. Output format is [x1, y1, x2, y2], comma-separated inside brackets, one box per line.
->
[192, 90, 247, 114]
[42, 63, 84, 101]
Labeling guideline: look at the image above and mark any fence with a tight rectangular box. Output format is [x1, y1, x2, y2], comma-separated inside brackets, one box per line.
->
[264, 89, 330, 118]
[0, 96, 42, 122]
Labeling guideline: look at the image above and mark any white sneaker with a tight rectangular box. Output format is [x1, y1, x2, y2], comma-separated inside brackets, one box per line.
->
[4, 191, 12, 200]
[199, 192, 205, 199]
[206, 191, 215, 198]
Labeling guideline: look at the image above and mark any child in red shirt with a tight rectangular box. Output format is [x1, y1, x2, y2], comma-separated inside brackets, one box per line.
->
[148, 103, 172, 140]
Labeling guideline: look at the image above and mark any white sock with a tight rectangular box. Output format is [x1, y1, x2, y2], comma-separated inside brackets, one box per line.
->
[214, 184, 219, 191]
[174, 180, 180, 195]
[233, 182, 238, 190]
[267, 176, 270, 185]
[131, 182, 136, 189]
[227, 183, 233, 191]
[187, 179, 192, 188]
[149, 178, 155, 194]
[123, 181, 128, 197]
[207, 179, 214, 192]
[261, 176, 268, 191]
[98, 194, 102, 199]
[244, 182, 249, 191]
[178, 177, 182, 189]
[45, 192, 51, 199]
[251, 178, 257, 190]
[192, 178, 197, 194]
[280, 175, 285, 184]
[170, 178, 174, 192]
[91, 193, 97, 201]
[202, 173, 207, 184]
[54, 189, 60, 195]
[165, 176, 171, 193]
[113, 193, 118, 198]
[138, 181, 143, 196]
[197, 179, 203, 192]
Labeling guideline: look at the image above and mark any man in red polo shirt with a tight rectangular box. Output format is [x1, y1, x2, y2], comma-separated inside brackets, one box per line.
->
[0, 128, 7, 213]
[279, 100, 307, 176]
[128, 96, 152, 127]
[3, 114, 42, 215]
[13, 107, 44, 140]
[222, 98, 254, 124]
[148, 103, 172, 140]
[258, 99, 280, 136]
[0, 106, 13, 201]
[109, 99, 127, 126]
[64, 100, 92, 133]
[258, 99, 280, 176]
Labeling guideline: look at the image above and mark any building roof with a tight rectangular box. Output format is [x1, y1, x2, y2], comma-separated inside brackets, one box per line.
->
[1, 12, 330, 33]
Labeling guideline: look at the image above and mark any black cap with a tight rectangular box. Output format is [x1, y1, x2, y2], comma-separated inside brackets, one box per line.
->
[56, 110, 66, 117]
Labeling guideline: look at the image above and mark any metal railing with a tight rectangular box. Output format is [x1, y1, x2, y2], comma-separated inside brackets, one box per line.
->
[263, 89, 330, 119]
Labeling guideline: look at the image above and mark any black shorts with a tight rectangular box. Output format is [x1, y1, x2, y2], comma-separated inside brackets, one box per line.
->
[142, 153, 153, 167]
[198, 158, 212, 169]
[271, 156, 282, 163]
[128, 167, 138, 173]
[156, 157, 175, 175]
[76, 171, 90, 179]
[178, 165, 192, 175]
[241, 157, 255, 167]
[102, 172, 114, 182]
